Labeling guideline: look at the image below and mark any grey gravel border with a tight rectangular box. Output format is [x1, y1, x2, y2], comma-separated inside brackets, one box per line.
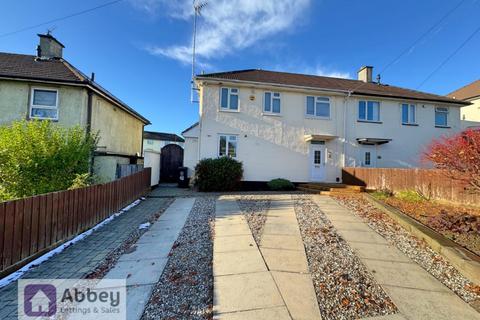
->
[237, 196, 270, 245]
[294, 195, 399, 320]
[141, 197, 215, 320]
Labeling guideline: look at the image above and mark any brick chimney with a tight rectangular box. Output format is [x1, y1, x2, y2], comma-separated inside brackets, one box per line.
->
[358, 66, 373, 82]
[37, 33, 64, 59]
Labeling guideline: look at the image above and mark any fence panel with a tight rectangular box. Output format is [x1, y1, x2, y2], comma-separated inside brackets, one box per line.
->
[342, 167, 479, 205]
[0, 168, 151, 276]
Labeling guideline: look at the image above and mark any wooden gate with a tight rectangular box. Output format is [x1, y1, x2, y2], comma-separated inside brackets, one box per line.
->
[160, 144, 184, 182]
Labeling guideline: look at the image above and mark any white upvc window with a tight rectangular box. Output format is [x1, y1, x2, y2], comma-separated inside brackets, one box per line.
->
[220, 87, 239, 111]
[264, 92, 281, 114]
[358, 100, 380, 122]
[30, 88, 59, 120]
[435, 107, 449, 127]
[218, 134, 237, 158]
[401, 103, 416, 124]
[306, 96, 330, 118]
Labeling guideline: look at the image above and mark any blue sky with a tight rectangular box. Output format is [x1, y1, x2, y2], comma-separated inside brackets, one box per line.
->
[1, 0, 479, 134]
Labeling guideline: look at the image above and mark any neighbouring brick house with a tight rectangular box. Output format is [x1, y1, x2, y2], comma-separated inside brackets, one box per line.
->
[0, 33, 150, 181]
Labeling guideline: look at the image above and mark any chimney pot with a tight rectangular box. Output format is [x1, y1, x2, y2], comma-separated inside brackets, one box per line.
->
[37, 33, 64, 59]
[358, 66, 373, 83]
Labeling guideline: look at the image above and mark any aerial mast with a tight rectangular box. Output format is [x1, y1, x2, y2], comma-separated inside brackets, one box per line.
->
[191, 0, 207, 103]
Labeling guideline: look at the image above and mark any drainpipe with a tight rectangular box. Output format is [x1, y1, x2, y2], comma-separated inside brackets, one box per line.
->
[86, 88, 94, 175]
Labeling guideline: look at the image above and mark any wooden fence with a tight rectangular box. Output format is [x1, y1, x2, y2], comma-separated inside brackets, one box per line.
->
[342, 167, 479, 205]
[0, 168, 151, 276]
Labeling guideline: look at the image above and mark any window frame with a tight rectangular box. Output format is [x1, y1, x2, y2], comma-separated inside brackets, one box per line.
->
[263, 91, 281, 114]
[358, 100, 381, 123]
[218, 134, 238, 158]
[29, 87, 59, 120]
[401, 103, 417, 125]
[219, 87, 239, 111]
[435, 106, 449, 128]
[305, 96, 331, 119]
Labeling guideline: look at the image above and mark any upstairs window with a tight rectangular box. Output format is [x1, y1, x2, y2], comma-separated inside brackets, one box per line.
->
[402, 103, 416, 124]
[264, 92, 281, 114]
[358, 100, 380, 122]
[306, 96, 330, 118]
[30, 88, 58, 120]
[220, 87, 239, 111]
[435, 107, 449, 127]
[218, 134, 237, 158]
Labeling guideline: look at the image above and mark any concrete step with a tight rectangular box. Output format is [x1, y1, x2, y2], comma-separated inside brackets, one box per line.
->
[297, 184, 364, 193]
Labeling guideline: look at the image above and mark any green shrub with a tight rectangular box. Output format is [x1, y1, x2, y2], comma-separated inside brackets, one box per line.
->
[267, 178, 295, 191]
[371, 189, 393, 201]
[395, 190, 425, 202]
[0, 120, 97, 201]
[195, 157, 243, 191]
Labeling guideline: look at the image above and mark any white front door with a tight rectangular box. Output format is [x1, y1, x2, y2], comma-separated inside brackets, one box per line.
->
[310, 144, 326, 182]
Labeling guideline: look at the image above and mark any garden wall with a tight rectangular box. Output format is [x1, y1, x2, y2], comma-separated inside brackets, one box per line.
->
[342, 167, 479, 206]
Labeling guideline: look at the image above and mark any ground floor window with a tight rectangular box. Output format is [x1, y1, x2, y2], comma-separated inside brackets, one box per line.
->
[364, 151, 371, 166]
[218, 134, 237, 158]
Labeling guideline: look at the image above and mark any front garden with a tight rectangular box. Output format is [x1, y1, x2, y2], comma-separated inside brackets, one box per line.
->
[371, 189, 480, 255]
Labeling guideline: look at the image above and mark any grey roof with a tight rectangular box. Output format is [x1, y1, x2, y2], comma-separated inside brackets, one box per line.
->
[143, 131, 184, 142]
[0, 52, 150, 124]
[197, 69, 470, 105]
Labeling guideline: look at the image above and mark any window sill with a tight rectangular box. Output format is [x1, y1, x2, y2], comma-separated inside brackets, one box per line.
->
[435, 125, 451, 129]
[219, 108, 240, 113]
[262, 112, 282, 117]
[306, 116, 331, 120]
[28, 117, 59, 122]
[357, 120, 382, 124]
[402, 123, 419, 126]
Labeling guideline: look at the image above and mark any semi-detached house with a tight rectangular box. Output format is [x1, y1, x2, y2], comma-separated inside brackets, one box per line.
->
[0, 34, 150, 182]
[183, 68, 469, 184]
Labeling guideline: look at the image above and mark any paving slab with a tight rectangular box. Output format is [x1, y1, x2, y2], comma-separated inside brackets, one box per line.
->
[215, 223, 253, 237]
[125, 284, 154, 320]
[347, 242, 412, 263]
[213, 306, 291, 320]
[105, 257, 168, 285]
[331, 220, 376, 232]
[337, 229, 389, 245]
[262, 222, 301, 236]
[383, 285, 480, 320]
[260, 234, 305, 251]
[271, 271, 322, 320]
[261, 248, 309, 273]
[361, 259, 450, 293]
[214, 250, 267, 276]
[214, 272, 285, 314]
[214, 234, 256, 253]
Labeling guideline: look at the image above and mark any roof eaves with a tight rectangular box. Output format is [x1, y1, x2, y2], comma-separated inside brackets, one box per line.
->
[181, 122, 199, 135]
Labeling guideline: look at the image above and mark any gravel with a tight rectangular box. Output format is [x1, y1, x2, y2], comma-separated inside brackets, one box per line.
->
[332, 194, 480, 305]
[294, 195, 398, 319]
[141, 197, 215, 320]
[237, 195, 270, 245]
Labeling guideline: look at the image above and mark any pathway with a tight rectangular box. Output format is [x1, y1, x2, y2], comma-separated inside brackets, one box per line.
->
[312, 195, 480, 320]
[104, 197, 195, 320]
[213, 196, 321, 319]
[0, 197, 171, 320]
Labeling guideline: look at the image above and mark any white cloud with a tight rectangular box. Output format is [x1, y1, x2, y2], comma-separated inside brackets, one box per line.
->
[135, 0, 311, 66]
[272, 62, 351, 79]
